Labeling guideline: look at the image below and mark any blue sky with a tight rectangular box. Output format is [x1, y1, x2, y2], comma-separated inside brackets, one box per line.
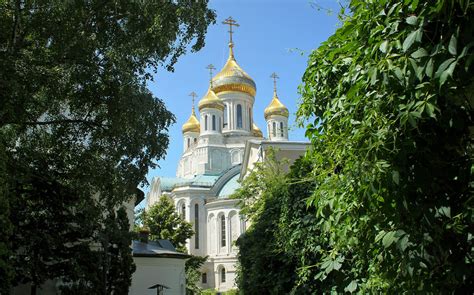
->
[143, 0, 341, 197]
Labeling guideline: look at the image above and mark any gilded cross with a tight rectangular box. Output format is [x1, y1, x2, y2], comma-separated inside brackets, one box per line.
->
[206, 64, 216, 85]
[270, 72, 279, 93]
[222, 16, 239, 44]
[189, 91, 197, 112]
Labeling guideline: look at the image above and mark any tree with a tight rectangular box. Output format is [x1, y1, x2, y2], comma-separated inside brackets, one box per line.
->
[137, 195, 207, 294]
[236, 0, 473, 293]
[0, 0, 215, 292]
[138, 196, 194, 252]
[297, 0, 473, 293]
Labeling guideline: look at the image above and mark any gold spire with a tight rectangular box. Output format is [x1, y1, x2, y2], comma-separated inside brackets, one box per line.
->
[182, 92, 200, 133]
[212, 17, 256, 97]
[264, 72, 289, 120]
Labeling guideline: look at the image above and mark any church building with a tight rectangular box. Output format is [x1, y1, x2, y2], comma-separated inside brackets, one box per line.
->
[146, 17, 310, 292]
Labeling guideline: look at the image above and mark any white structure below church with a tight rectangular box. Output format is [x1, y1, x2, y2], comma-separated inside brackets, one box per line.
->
[147, 17, 309, 292]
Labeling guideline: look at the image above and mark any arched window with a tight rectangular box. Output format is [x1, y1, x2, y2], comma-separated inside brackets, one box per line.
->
[221, 267, 226, 283]
[237, 104, 242, 128]
[272, 122, 276, 137]
[187, 138, 190, 148]
[194, 138, 197, 144]
[249, 108, 252, 129]
[221, 215, 226, 247]
[218, 117, 221, 131]
[194, 204, 199, 249]
[212, 115, 216, 131]
[202, 272, 207, 284]
[268, 123, 271, 137]
[280, 122, 284, 137]
[223, 105, 228, 128]
[204, 115, 208, 131]
[181, 203, 186, 219]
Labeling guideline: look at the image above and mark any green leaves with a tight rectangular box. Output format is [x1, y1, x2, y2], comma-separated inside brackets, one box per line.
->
[297, 0, 473, 293]
[449, 34, 457, 55]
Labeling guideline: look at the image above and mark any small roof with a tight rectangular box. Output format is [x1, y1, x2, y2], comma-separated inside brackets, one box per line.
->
[132, 240, 190, 259]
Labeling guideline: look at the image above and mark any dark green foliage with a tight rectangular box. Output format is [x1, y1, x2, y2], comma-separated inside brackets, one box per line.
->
[237, 1, 473, 293]
[235, 151, 299, 294]
[0, 0, 215, 292]
[138, 196, 194, 251]
[298, 0, 473, 292]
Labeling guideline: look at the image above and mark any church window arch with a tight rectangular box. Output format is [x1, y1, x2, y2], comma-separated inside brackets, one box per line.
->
[221, 267, 226, 283]
[220, 215, 226, 247]
[249, 108, 252, 129]
[223, 105, 228, 128]
[194, 203, 199, 249]
[212, 115, 216, 131]
[204, 115, 208, 130]
[181, 203, 186, 219]
[237, 104, 242, 128]
[272, 122, 276, 137]
[280, 122, 284, 137]
[187, 138, 190, 148]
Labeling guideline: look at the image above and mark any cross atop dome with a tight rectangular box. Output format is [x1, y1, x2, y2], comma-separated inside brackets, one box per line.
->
[222, 16, 239, 45]
[270, 72, 279, 94]
[189, 91, 197, 114]
[206, 64, 216, 86]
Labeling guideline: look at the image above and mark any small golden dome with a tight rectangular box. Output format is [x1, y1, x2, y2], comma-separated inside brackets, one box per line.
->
[198, 87, 224, 111]
[264, 92, 289, 120]
[182, 108, 200, 133]
[252, 123, 263, 138]
[212, 45, 256, 97]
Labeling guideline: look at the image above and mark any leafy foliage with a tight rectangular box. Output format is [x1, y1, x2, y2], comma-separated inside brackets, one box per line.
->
[297, 0, 473, 293]
[237, 0, 473, 293]
[138, 196, 194, 252]
[0, 0, 215, 292]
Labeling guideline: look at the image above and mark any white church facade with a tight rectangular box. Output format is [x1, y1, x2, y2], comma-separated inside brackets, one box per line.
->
[146, 17, 310, 292]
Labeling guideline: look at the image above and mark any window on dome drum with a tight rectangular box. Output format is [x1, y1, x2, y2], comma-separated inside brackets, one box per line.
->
[201, 272, 207, 284]
[280, 122, 284, 137]
[223, 105, 228, 128]
[249, 108, 252, 129]
[187, 138, 190, 148]
[194, 204, 199, 249]
[181, 204, 185, 219]
[212, 115, 216, 131]
[237, 104, 242, 128]
[272, 122, 276, 137]
[204, 115, 208, 131]
[221, 267, 226, 283]
[218, 117, 221, 131]
[194, 138, 197, 144]
[221, 215, 226, 247]
[268, 123, 271, 137]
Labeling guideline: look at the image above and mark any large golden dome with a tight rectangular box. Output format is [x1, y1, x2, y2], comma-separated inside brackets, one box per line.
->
[198, 87, 224, 111]
[182, 108, 200, 133]
[264, 91, 289, 120]
[251, 123, 263, 138]
[212, 45, 256, 97]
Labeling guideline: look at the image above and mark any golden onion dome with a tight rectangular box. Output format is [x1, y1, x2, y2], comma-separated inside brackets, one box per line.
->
[182, 108, 200, 133]
[251, 123, 263, 138]
[212, 45, 256, 97]
[198, 87, 224, 111]
[264, 91, 289, 120]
